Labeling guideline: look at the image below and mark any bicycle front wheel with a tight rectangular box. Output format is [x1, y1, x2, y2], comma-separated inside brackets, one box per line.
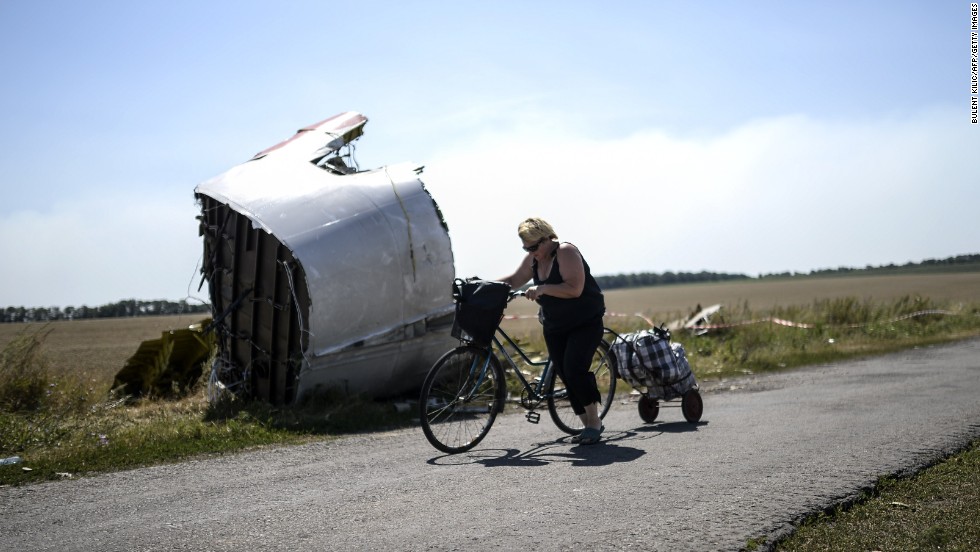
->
[419, 345, 506, 454]
[547, 338, 617, 435]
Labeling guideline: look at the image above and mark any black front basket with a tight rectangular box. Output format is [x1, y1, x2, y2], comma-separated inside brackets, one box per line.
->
[450, 278, 511, 346]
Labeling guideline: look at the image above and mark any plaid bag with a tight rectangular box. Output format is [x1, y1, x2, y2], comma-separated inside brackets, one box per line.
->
[611, 327, 697, 401]
[450, 278, 511, 346]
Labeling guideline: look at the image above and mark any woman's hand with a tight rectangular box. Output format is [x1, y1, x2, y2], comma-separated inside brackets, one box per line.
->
[525, 285, 544, 302]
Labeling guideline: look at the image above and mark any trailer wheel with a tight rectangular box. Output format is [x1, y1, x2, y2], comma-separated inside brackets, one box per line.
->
[682, 389, 703, 423]
[638, 395, 659, 423]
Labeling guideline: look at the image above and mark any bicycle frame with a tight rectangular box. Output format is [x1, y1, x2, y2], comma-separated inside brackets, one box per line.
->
[493, 324, 621, 396]
[446, 326, 555, 410]
[490, 327, 554, 403]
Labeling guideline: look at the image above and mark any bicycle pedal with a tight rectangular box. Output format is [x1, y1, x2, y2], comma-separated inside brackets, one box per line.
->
[525, 411, 540, 424]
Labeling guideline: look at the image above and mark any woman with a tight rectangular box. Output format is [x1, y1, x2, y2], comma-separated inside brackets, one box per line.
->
[499, 217, 607, 444]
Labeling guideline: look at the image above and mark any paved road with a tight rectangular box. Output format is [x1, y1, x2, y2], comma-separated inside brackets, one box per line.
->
[3, 339, 979, 551]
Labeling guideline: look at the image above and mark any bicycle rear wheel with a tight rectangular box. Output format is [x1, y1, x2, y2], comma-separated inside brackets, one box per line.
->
[419, 345, 505, 454]
[547, 338, 617, 435]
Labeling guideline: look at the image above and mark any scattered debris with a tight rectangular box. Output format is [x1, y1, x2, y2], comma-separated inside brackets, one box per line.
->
[392, 401, 412, 413]
[683, 304, 723, 335]
[112, 319, 214, 400]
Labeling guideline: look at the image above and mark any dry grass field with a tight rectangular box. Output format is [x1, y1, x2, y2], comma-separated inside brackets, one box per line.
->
[2, 271, 976, 390]
[501, 271, 980, 336]
[0, 314, 208, 390]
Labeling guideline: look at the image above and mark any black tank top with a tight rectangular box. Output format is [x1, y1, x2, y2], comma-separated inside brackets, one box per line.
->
[532, 244, 605, 333]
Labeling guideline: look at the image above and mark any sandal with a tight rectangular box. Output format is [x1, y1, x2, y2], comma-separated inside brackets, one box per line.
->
[572, 425, 604, 445]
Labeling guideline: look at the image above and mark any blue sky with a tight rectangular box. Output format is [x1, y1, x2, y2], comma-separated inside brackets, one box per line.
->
[1, 1, 977, 307]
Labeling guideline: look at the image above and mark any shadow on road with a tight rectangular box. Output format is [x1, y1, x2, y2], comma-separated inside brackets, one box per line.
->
[427, 432, 647, 468]
[632, 420, 709, 434]
[425, 421, 708, 467]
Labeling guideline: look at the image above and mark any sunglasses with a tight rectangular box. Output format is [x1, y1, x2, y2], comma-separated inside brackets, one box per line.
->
[523, 238, 548, 253]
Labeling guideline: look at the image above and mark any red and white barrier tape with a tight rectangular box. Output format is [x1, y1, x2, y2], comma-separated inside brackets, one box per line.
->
[504, 309, 959, 331]
[681, 309, 958, 330]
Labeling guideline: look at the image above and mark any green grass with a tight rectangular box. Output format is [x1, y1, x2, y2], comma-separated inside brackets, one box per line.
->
[772, 438, 980, 551]
[594, 294, 980, 383]
[0, 389, 418, 485]
[683, 295, 980, 381]
[0, 327, 416, 485]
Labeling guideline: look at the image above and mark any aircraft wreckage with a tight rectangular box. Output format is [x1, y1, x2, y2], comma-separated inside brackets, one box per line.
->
[192, 112, 457, 405]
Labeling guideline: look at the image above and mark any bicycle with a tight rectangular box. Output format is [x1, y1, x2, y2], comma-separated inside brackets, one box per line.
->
[419, 289, 618, 454]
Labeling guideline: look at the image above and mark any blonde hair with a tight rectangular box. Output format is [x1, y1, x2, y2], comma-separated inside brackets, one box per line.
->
[518, 217, 558, 242]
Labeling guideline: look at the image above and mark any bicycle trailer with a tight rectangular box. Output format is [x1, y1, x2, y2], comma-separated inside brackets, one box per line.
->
[610, 326, 703, 424]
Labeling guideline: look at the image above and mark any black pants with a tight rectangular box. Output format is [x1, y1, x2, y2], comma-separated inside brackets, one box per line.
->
[543, 316, 604, 416]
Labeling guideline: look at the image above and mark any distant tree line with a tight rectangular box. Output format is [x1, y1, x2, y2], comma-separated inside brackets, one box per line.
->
[1, 300, 211, 324]
[758, 253, 980, 279]
[594, 253, 980, 289]
[3, 254, 976, 323]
